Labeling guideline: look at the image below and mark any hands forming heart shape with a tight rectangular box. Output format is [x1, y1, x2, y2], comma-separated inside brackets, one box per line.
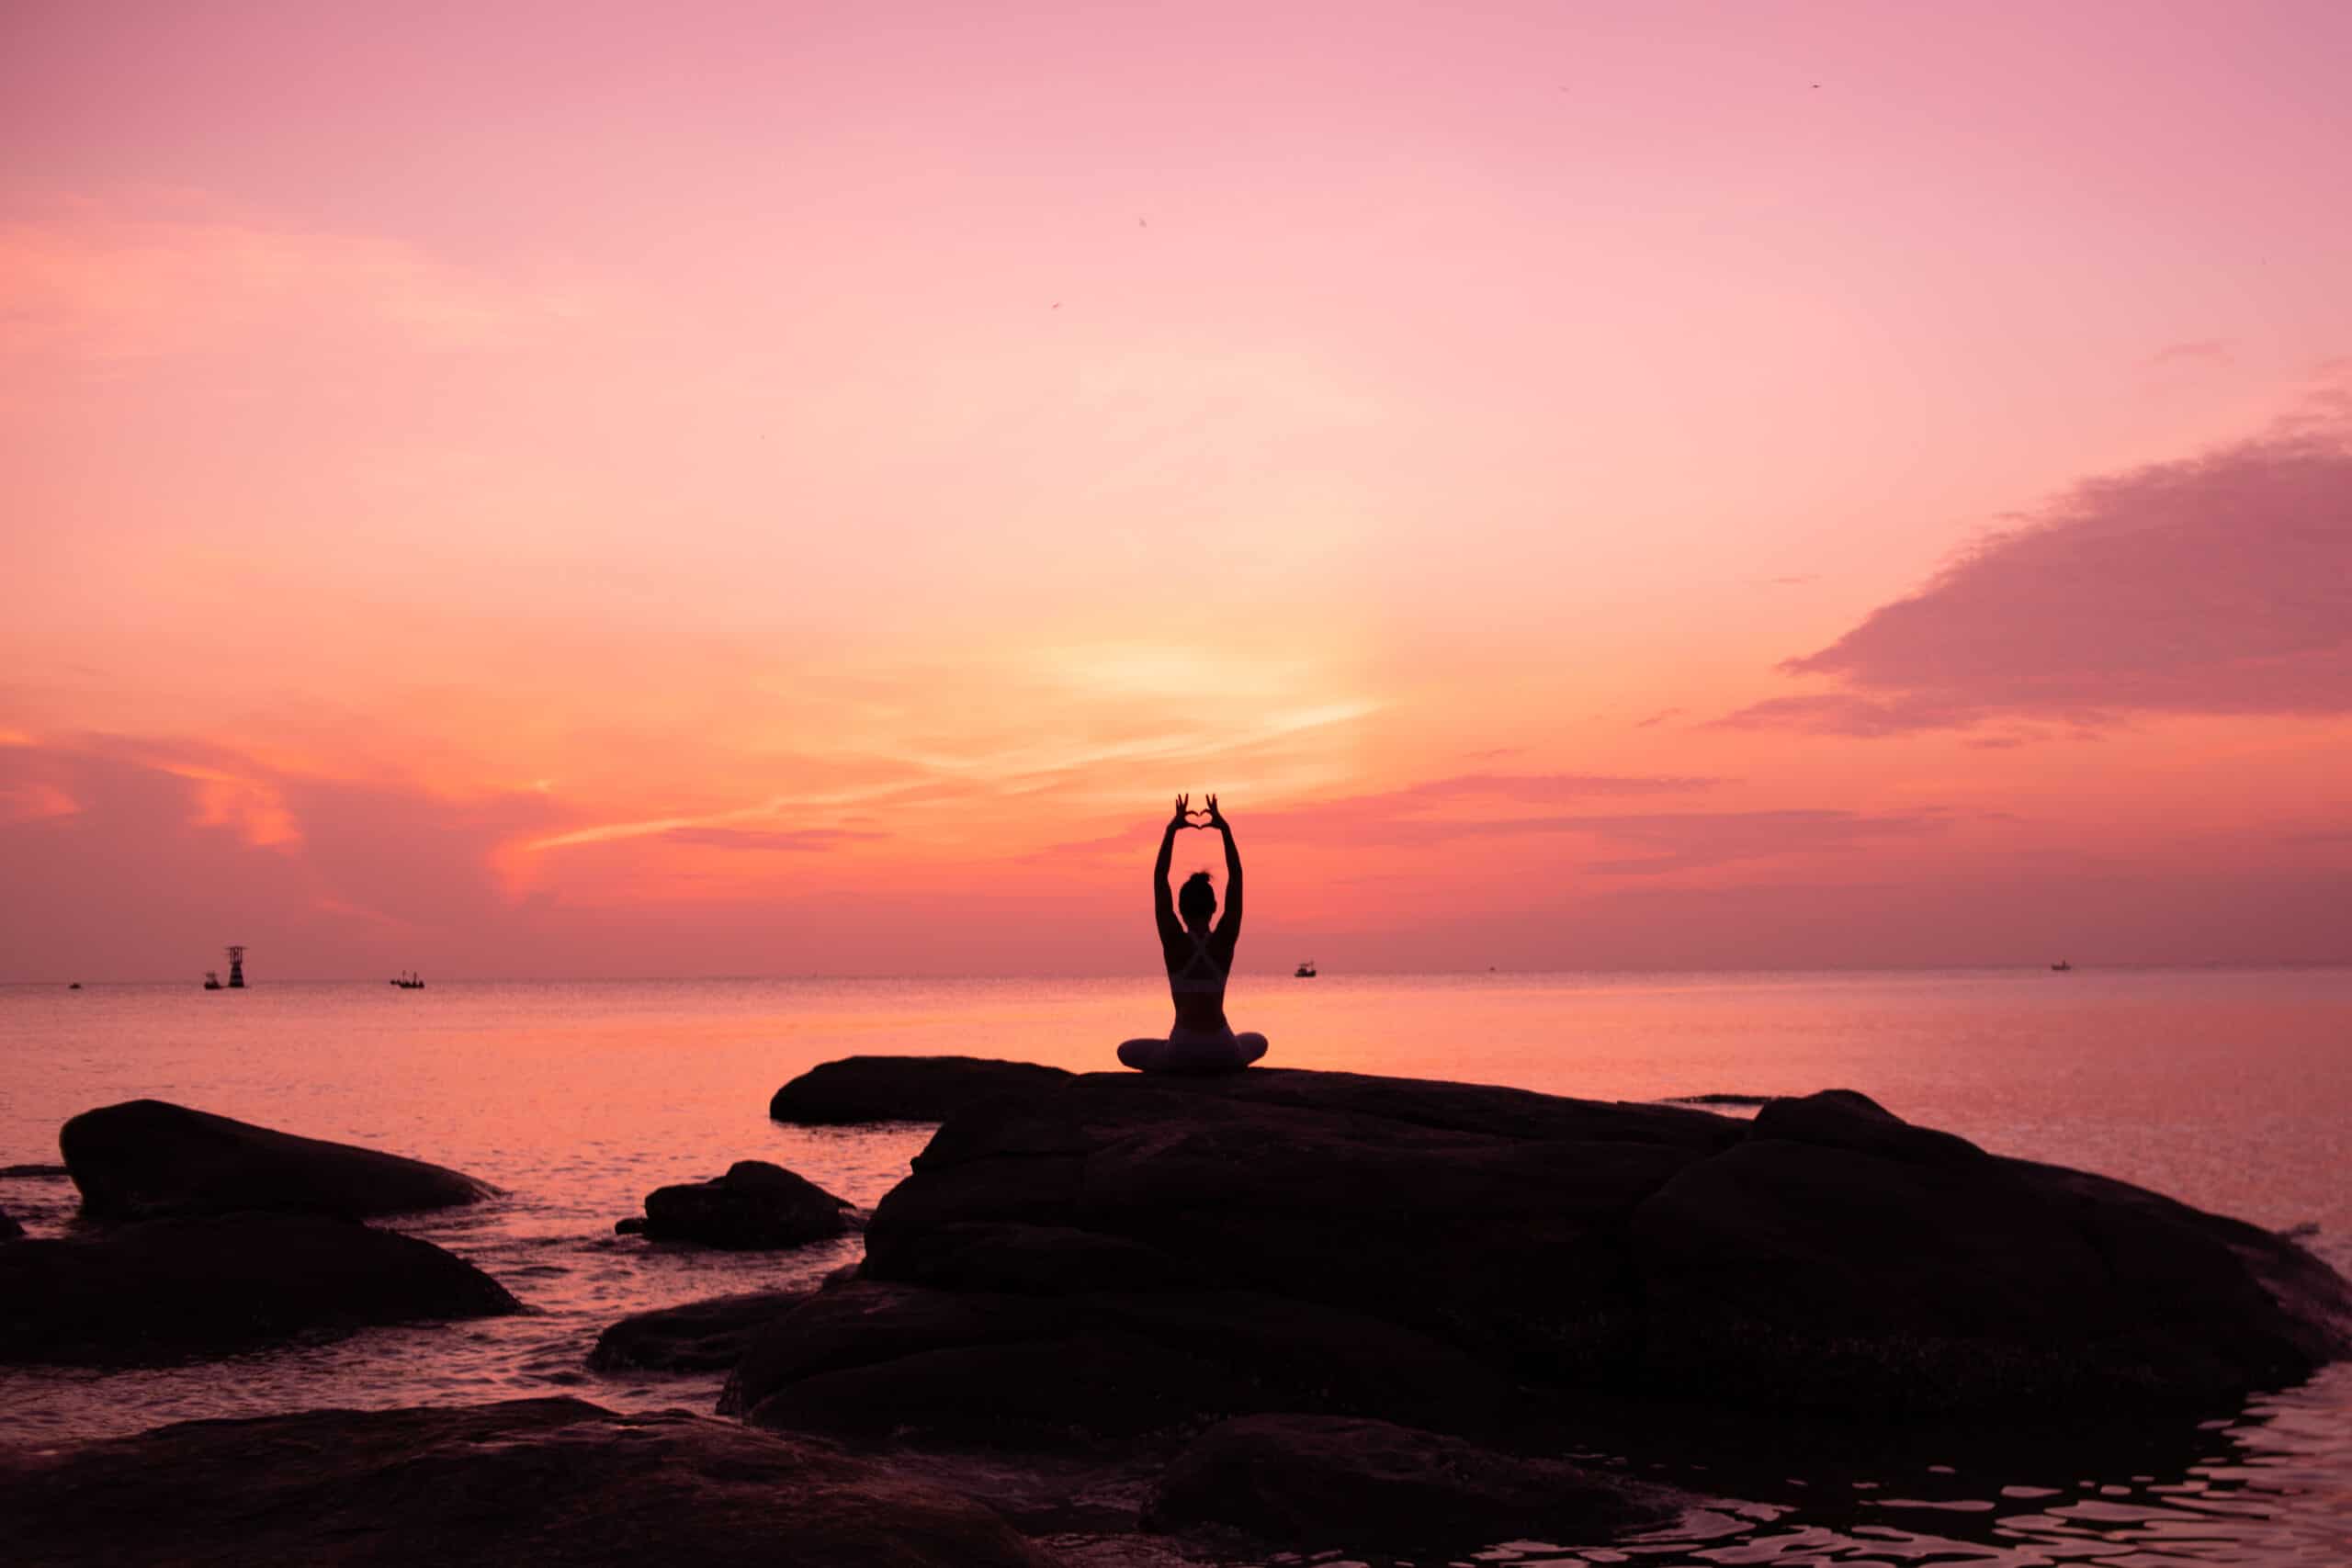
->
[1172, 793, 1225, 829]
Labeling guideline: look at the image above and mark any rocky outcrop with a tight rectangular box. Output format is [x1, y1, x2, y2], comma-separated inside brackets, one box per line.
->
[769, 1055, 1070, 1125]
[1143, 1414, 1690, 1551]
[841, 1070, 2351, 1417]
[623, 1161, 852, 1250]
[59, 1100, 497, 1222]
[0, 1212, 519, 1365]
[729, 1277, 1504, 1442]
[588, 1289, 811, 1372]
[0, 1205, 20, 1242]
[0, 1397, 1059, 1568]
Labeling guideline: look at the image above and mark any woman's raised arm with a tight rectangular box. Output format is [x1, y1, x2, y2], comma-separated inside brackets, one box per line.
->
[1206, 794, 1242, 936]
[1153, 794, 1189, 926]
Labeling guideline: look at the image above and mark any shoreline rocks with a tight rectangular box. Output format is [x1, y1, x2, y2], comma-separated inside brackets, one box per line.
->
[770, 1055, 1070, 1125]
[622, 1160, 853, 1250]
[0, 1397, 1058, 1568]
[1143, 1414, 1691, 1551]
[727, 1277, 1505, 1442]
[836, 1069, 2350, 1418]
[588, 1289, 812, 1372]
[60, 1100, 498, 1222]
[0, 1212, 520, 1366]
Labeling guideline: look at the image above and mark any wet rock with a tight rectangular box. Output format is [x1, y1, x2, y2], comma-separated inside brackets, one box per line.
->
[632, 1160, 852, 1250]
[0, 1212, 519, 1366]
[0, 1397, 1059, 1568]
[769, 1055, 1071, 1124]
[588, 1289, 811, 1372]
[60, 1100, 497, 1222]
[729, 1277, 1504, 1442]
[1143, 1414, 1689, 1551]
[858, 1069, 2352, 1416]
[0, 1162, 70, 1179]
[0, 1205, 20, 1242]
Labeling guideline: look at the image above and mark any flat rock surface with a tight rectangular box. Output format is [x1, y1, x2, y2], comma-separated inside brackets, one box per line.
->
[849, 1069, 2352, 1416]
[0, 1212, 519, 1365]
[770, 1055, 1072, 1124]
[0, 1397, 1059, 1568]
[587, 1289, 810, 1371]
[633, 1159, 852, 1249]
[1144, 1413, 1690, 1551]
[60, 1100, 498, 1221]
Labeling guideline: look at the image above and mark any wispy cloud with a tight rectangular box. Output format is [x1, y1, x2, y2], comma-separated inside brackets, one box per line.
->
[662, 826, 885, 852]
[2146, 339, 2231, 369]
[0, 197, 591, 367]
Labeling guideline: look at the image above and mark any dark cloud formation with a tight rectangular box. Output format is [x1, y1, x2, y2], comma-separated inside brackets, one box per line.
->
[1726, 404, 2352, 736]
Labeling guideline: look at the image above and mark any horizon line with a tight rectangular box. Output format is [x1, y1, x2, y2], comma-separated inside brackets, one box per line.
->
[8, 960, 2351, 987]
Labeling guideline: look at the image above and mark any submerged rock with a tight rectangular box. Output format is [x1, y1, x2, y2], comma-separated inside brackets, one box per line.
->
[769, 1055, 1071, 1125]
[847, 1071, 2351, 1417]
[1143, 1414, 1690, 1551]
[60, 1100, 497, 1222]
[631, 1160, 853, 1250]
[0, 1212, 519, 1365]
[588, 1289, 811, 1372]
[0, 1397, 1058, 1568]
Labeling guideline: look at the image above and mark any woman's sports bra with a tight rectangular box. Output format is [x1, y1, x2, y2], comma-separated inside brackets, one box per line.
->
[1169, 931, 1227, 996]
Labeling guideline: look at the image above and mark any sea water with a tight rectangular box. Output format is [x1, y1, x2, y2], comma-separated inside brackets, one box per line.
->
[4, 969, 2348, 1563]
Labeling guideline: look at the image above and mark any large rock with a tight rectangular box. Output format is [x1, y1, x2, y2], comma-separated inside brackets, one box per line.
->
[626, 1160, 852, 1250]
[0, 1212, 519, 1365]
[0, 1204, 20, 1242]
[856, 1071, 2352, 1416]
[728, 1277, 1504, 1442]
[588, 1289, 810, 1372]
[60, 1100, 497, 1221]
[1143, 1414, 1689, 1551]
[0, 1397, 1058, 1568]
[770, 1055, 1071, 1124]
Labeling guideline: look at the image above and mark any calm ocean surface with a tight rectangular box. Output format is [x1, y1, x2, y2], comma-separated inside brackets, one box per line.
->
[4, 968, 2348, 1564]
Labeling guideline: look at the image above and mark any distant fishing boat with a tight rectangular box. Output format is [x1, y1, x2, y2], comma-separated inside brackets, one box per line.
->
[67, 981, 81, 990]
[1295, 960, 1317, 978]
[202, 971, 222, 990]
[390, 971, 425, 989]
[2051, 959, 2074, 972]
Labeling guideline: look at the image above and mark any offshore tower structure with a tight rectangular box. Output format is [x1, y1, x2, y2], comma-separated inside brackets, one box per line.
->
[225, 945, 247, 988]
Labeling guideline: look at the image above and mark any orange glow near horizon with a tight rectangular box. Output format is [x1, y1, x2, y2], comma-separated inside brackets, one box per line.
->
[5, 4, 2351, 978]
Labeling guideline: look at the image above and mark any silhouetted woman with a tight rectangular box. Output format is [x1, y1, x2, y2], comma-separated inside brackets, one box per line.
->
[1117, 794, 1269, 1073]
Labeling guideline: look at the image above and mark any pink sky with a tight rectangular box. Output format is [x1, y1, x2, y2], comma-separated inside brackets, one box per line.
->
[4, 1, 2349, 978]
